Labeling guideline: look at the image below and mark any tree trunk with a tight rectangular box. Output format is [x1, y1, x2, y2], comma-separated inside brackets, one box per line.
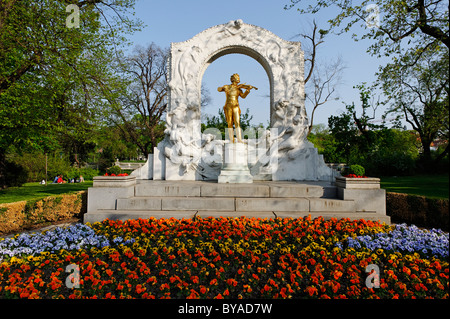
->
[0, 149, 6, 189]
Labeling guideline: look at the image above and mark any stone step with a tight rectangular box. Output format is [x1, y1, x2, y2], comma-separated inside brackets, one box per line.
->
[115, 197, 355, 213]
[134, 180, 336, 198]
[236, 198, 309, 212]
[162, 197, 236, 211]
[84, 210, 390, 224]
[135, 181, 201, 197]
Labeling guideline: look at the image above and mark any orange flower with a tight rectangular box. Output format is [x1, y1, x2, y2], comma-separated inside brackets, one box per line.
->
[306, 286, 318, 297]
[187, 289, 199, 299]
[226, 278, 237, 287]
[136, 284, 145, 294]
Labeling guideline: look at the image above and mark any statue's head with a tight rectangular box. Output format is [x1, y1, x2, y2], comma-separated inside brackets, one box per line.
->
[230, 73, 240, 83]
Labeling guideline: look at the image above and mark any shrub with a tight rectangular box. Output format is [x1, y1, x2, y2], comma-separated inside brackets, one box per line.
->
[106, 165, 122, 176]
[0, 191, 87, 235]
[65, 167, 99, 181]
[386, 192, 449, 231]
[343, 164, 365, 177]
[365, 151, 416, 176]
[4, 161, 29, 188]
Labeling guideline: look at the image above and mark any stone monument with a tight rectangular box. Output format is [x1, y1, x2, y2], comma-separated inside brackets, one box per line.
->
[131, 19, 338, 182]
[85, 20, 390, 225]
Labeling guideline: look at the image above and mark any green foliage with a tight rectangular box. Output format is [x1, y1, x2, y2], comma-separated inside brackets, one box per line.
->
[201, 108, 255, 140]
[7, 152, 99, 182]
[285, 0, 449, 59]
[319, 85, 420, 176]
[379, 49, 449, 165]
[65, 167, 99, 181]
[106, 165, 122, 176]
[307, 124, 341, 163]
[345, 165, 365, 177]
[0, 0, 142, 188]
[286, 0, 449, 168]
[2, 160, 29, 188]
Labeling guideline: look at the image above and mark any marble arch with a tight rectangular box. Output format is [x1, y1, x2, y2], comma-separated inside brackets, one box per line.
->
[132, 20, 336, 181]
[167, 19, 305, 129]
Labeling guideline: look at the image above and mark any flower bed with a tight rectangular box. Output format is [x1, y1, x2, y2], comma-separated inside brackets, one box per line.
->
[0, 216, 448, 299]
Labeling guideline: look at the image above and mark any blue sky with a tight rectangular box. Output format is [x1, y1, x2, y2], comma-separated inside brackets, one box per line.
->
[125, 0, 391, 127]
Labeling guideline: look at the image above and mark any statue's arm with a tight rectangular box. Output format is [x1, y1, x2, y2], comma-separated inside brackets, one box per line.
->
[240, 88, 250, 99]
[217, 85, 226, 92]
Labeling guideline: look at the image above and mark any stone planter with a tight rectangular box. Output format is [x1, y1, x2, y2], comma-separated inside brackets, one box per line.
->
[87, 176, 136, 215]
[335, 176, 386, 215]
[335, 176, 380, 189]
[93, 175, 137, 187]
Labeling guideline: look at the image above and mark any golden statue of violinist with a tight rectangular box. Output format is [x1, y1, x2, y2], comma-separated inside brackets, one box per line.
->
[217, 73, 258, 143]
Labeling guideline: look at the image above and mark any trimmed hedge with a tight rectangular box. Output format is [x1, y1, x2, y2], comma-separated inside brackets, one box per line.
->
[386, 192, 449, 231]
[0, 191, 87, 235]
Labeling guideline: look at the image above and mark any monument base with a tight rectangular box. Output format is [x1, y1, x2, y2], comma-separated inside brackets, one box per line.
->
[218, 143, 253, 184]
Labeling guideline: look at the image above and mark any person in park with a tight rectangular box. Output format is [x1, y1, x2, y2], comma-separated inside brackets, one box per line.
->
[218, 73, 257, 143]
[54, 175, 65, 184]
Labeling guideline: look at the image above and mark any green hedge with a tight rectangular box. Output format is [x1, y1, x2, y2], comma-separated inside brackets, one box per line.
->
[386, 192, 449, 231]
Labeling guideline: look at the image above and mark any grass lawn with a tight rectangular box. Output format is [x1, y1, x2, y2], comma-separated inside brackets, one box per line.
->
[380, 174, 449, 200]
[0, 181, 93, 204]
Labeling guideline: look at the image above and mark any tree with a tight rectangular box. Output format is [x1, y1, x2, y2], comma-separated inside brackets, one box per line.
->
[106, 44, 168, 157]
[379, 49, 449, 166]
[328, 84, 386, 164]
[297, 20, 344, 136]
[307, 124, 341, 163]
[0, 0, 142, 188]
[285, 0, 449, 56]
[285, 0, 449, 169]
[327, 85, 420, 175]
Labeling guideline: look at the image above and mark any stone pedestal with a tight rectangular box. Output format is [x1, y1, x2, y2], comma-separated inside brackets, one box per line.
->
[87, 175, 136, 214]
[336, 176, 386, 215]
[218, 143, 253, 183]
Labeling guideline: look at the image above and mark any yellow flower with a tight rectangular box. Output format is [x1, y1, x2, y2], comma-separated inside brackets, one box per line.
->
[10, 256, 23, 264]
